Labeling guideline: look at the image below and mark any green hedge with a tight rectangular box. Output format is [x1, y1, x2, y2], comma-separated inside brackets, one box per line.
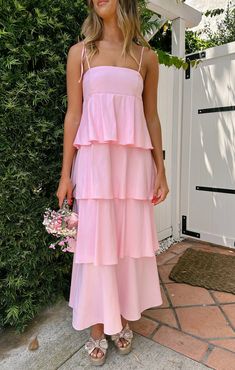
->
[0, 0, 87, 333]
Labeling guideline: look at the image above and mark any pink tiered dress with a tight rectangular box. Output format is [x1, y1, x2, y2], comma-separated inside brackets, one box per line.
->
[68, 41, 163, 335]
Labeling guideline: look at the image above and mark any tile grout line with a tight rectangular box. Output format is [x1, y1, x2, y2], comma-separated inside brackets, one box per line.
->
[142, 301, 235, 355]
[139, 320, 235, 356]
[143, 312, 179, 331]
[199, 343, 215, 365]
[58, 327, 215, 370]
[142, 329, 215, 370]
[148, 323, 163, 339]
[210, 290, 235, 332]
[158, 280, 182, 330]
[152, 300, 235, 308]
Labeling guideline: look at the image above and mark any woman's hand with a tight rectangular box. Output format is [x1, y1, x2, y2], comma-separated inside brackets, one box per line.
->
[152, 170, 169, 206]
[56, 176, 74, 209]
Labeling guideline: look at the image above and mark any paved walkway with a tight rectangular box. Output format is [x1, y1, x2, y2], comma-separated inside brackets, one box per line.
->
[1, 238, 235, 369]
[0, 298, 210, 370]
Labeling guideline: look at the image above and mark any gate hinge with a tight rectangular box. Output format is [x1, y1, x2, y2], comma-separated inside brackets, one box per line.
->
[185, 51, 206, 79]
[182, 215, 200, 238]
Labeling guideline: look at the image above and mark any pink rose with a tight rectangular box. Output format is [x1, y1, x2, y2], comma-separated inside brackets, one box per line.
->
[66, 212, 78, 229]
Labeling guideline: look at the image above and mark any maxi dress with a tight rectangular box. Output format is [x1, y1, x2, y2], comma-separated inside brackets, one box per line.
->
[68, 41, 163, 335]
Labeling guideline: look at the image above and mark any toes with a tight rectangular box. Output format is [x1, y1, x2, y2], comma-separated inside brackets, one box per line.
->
[118, 338, 128, 347]
[123, 339, 127, 347]
[117, 340, 122, 347]
[90, 348, 104, 358]
[91, 350, 96, 358]
[97, 349, 104, 358]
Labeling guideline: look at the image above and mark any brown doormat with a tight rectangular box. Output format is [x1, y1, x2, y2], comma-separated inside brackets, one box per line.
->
[169, 247, 235, 294]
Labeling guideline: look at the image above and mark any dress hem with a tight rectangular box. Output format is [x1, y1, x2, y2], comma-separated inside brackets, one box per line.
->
[68, 298, 163, 335]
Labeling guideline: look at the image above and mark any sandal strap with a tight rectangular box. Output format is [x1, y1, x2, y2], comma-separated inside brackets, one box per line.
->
[111, 323, 133, 343]
[84, 336, 108, 355]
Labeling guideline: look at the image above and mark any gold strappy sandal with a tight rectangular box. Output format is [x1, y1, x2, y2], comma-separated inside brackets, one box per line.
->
[84, 333, 108, 366]
[111, 322, 133, 355]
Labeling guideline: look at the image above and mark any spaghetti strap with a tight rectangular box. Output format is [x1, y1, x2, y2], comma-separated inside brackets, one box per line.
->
[138, 46, 145, 72]
[78, 41, 91, 83]
[78, 42, 85, 84]
[84, 43, 91, 70]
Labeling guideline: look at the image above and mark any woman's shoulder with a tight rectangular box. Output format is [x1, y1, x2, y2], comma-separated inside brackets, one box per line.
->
[67, 41, 84, 60]
[141, 44, 157, 58]
[133, 43, 158, 71]
[143, 45, 159, 67]
[66, 42, 85, 79]
[134, 43, 157, 61]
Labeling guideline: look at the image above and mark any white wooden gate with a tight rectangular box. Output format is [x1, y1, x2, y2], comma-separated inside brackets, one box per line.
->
[181, 41, 235, 248]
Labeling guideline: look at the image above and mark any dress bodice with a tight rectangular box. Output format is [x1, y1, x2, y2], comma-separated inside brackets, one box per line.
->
[73, 41, 154, 150]
[82, 66, 144, 100]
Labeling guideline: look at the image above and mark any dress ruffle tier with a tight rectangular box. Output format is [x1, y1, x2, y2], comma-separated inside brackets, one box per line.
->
[73, 93, 154, 150]
[70, 197, 159, 265]
[68, 252, 162, 335]
[71, 143, 157, 200]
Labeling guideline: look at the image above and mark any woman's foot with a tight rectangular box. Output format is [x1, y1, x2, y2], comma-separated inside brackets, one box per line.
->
[117, 316, 129, 348]
[89, 324, 106, 359]
[111, 316, 133, 354]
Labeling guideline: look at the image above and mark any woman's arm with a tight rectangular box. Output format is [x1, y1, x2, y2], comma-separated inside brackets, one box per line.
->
[56, 42, 84, 208]
[61, 42, 83, 178]
[142, 48, 169, 204]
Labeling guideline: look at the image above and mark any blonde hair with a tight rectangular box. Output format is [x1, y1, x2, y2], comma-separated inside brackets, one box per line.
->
[79, 0, 151, 66]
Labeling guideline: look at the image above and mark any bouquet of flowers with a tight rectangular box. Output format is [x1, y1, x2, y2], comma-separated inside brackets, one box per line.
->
[43, 199, 78, 253]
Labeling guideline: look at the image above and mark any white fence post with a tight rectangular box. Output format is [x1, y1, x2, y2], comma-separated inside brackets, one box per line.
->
[171, 17, 185, 240]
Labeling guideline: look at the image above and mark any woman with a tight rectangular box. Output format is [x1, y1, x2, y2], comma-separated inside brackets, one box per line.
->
[56, 0, 169, 366]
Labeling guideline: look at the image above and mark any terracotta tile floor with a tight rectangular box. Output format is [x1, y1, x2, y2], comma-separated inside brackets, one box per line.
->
[129, 238, 235, 370]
